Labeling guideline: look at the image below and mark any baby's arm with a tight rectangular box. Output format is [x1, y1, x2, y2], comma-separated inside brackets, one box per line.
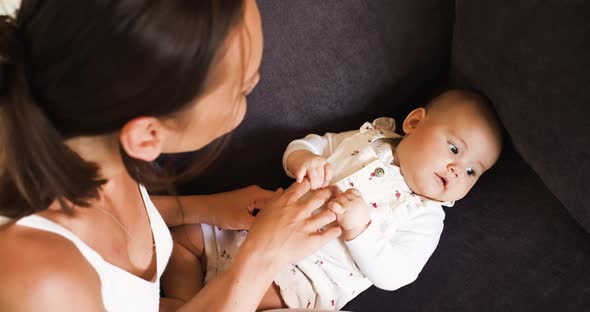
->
[283, 131, 357, 189]
[344, 206, 445, 291]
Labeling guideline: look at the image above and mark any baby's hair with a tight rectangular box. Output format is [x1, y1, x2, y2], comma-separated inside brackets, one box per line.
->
[426, 89, 490, 113]
[426, 89, 503, 144]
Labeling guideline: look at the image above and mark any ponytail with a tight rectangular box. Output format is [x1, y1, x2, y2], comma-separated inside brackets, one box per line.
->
[0, 15, 105, 218]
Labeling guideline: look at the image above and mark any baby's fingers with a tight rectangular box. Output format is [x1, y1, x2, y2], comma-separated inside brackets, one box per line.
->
[342, 188, 362, 201]
[308, 167, 325, 190]
[346, 188, 362, 197]
[299, 187, 336, 215]
[294, 167, 307, 183]
[331, 194, 352, 208]
[327, 201, 345, 215]
[322, 163, 333, 188]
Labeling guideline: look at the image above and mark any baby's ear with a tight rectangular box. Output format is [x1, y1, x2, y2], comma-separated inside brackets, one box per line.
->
[402, 107, 426, 134]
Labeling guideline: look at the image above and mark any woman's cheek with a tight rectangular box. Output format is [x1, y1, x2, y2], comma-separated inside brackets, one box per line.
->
[227, 96, 247, 133]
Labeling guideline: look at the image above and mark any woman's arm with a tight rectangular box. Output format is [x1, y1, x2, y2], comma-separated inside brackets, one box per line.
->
[151, 185, 275, 229]
[178, 242, 279, 311]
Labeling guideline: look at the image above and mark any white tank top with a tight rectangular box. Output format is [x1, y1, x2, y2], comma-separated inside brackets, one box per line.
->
[16, 185, 173, 312]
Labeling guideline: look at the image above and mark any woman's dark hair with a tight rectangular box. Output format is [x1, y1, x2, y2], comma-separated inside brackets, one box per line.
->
[0, 0, 245, 218]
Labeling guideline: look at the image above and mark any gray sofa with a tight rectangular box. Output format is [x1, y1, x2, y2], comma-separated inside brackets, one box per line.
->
[178, 1, 590, 311]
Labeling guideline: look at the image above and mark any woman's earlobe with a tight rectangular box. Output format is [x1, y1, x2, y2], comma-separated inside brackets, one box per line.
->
[402, 107, 426, 134]
[119, 117, 164, 162]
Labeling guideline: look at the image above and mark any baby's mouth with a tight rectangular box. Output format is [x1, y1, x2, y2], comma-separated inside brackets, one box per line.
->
[435, 173, 448, 189]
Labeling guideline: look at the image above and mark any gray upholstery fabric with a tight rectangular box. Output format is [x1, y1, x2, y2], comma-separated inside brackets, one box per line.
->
[450, 0, 590, 233]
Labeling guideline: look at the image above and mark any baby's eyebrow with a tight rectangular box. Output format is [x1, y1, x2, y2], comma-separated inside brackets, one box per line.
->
[458, 137, 468, 152]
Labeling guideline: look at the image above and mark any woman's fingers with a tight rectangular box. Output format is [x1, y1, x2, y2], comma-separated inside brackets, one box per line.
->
[244, 182, 342, 266]
[251, 187, 279, 210]
[298, 186, 338, 214]
[303, 209, 337, 232]
[282, 180, 311, 203]
[268, 188, 285, 208]
[311, 226, 342, 245]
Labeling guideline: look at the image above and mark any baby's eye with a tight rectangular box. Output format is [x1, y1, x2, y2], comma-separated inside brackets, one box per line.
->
[466, 168, 476, 176]
[448, 142, 459, 154]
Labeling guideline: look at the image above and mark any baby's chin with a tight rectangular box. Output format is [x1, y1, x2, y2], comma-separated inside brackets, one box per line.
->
[403, 170, 464, 202]
[408, 182, 462, 203]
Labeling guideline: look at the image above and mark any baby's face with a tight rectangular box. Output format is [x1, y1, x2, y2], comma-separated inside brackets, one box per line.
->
[394, 102, 502, 202]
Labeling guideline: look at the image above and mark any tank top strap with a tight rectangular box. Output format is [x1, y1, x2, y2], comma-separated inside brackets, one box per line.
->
[16, 214, 106, 265]
[138, 185, 173, 277]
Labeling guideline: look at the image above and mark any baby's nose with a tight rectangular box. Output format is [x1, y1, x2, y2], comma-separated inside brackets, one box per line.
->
[448, 164, 463, 177]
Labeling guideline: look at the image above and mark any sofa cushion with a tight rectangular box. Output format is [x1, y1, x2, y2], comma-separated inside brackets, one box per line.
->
[450, 0, 590, 232]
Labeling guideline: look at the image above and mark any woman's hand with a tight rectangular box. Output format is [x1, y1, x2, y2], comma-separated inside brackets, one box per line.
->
[239, 180, 342, 267]
[207, 185, 275, 230]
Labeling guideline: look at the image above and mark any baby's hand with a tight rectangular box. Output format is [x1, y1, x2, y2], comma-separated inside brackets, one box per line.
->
[327, 188, 371, 241]
[286, 150, 333, 190]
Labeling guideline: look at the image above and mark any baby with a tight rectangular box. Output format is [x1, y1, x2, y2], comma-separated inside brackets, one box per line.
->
[162, 89, 503, 310]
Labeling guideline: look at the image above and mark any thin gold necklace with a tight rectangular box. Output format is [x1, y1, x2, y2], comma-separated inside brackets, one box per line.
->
[95, 205, 133, 241]
[95, 204, 156, 250]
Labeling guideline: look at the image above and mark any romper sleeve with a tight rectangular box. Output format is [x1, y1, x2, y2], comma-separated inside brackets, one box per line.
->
[282, 130, 357, 178]
[344, 204, 445, 291]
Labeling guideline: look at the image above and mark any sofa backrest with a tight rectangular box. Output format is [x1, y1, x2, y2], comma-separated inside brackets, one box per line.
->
[450, 0, 590, 232]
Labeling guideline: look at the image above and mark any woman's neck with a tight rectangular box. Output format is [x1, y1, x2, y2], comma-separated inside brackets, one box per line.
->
[65, 133, 126, 180]
[45, 133, 140, 221]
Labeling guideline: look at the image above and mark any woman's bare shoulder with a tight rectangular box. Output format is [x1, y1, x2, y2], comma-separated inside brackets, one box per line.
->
[0, 224, 104, 311]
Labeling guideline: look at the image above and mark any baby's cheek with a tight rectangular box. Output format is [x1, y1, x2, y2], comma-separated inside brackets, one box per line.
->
[453, 183, 473, 201]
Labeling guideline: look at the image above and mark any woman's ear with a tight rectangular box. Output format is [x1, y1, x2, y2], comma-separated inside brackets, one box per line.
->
[119, 117, 166, 162]
[402, 107, 427, 134]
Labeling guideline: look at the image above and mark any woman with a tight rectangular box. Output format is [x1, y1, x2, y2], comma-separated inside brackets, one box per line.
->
[0, 0, 341, 311]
